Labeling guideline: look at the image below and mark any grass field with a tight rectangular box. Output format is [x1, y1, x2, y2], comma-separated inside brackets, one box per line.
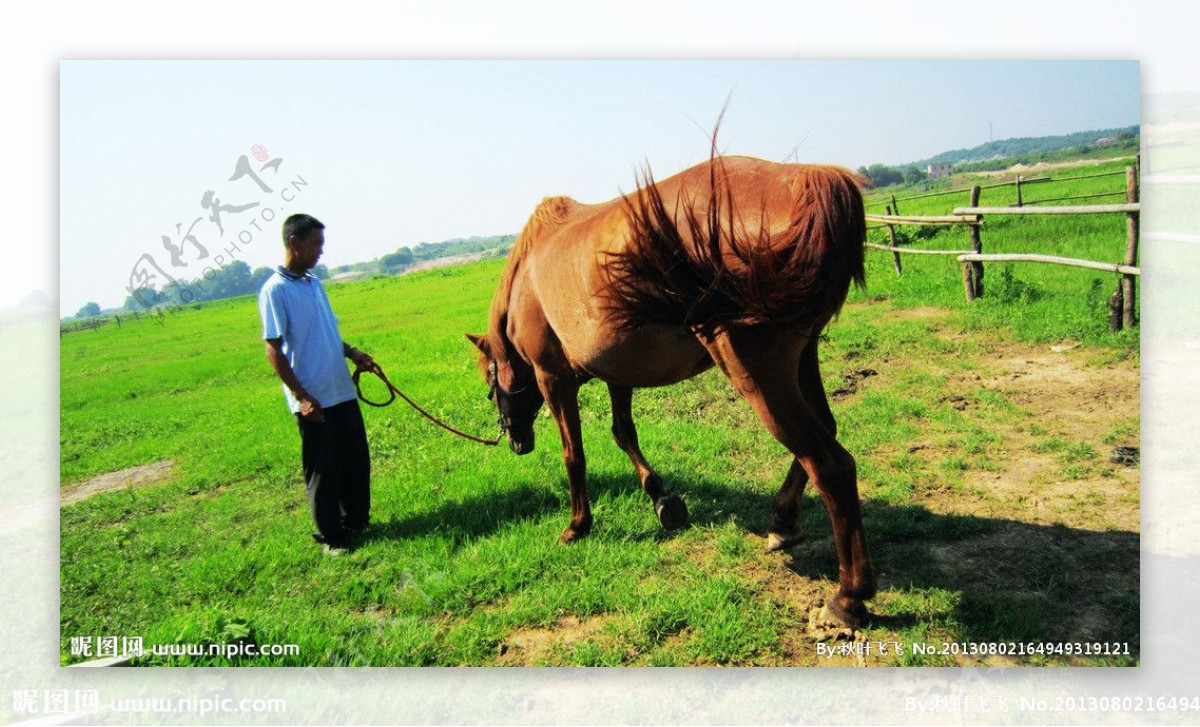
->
[60, 160, 1140, 666]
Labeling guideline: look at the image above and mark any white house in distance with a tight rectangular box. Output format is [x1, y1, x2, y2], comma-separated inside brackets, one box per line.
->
[926, 162, 954, 180]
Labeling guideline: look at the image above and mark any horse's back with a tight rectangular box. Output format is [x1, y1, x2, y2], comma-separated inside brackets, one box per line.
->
[507, 155, 865, 385]
[605, 155, 866, 336]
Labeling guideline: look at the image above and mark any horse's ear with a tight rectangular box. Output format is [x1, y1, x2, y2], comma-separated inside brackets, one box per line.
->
[465, 333, 490, 355]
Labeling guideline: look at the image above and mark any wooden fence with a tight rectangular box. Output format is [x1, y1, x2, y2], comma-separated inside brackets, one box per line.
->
[59, 309, 161, 337]
[865, 165, 1140, 331]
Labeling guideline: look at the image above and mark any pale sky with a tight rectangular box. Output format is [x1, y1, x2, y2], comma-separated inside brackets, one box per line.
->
[58, 60, 1138, 315]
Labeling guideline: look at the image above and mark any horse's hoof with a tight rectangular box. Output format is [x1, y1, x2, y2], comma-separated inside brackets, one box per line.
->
[654, 494, 689, 531]
[558, 524, 590, 544]
[765, 530, 803, 552]
[825, 594, 870, 629]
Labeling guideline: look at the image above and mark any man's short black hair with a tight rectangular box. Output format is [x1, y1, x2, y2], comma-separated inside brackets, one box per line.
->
[282, 214, 325, 245]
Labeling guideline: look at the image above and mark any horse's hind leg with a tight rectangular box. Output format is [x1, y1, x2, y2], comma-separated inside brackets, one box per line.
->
[703, 325, 876, 627]
[768, 336, 838, 552]
[608, 384, 688, 531]
[767, 461, 807, 551]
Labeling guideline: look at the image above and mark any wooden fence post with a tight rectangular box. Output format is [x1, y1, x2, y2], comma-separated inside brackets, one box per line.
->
[1109, 289, 1123, 332]
[1015, 175, 1023, 207]
[963, 185, 983, 300]
[1122, 164, 1139, 329]
[886, 204, 902, 275]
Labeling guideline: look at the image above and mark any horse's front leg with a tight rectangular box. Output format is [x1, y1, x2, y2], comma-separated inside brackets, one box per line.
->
[607, 384, 688, 531]
[536, 370, 592, 543]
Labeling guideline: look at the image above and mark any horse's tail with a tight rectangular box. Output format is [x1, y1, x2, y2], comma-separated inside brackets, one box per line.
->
[604, 158, 866, 339]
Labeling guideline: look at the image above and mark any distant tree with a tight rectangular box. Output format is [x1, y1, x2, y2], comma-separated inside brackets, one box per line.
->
[162, 278, 202, 305]
[902, 165, 928, 185]
[17, 291, 51, 310]
[202, 260, 254, 299]
[251, 266, 274, 291]
[123, 287, 164, 311]
[76, 301, 101, 319]
[313, 264, 330, 280]
[379, 248, 414, 273]
[858, 163, 904, 187]
[232, 261, 255, 296]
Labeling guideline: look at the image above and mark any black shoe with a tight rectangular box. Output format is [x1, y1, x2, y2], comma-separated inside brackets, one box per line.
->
[322, 543, 350, 557]
[312, 531, 353, 549]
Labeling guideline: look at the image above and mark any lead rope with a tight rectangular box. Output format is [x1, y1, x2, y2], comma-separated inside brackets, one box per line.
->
[353, 363, 503, 446]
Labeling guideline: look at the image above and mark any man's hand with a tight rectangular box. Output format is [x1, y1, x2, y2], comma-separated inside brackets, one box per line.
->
[266, 338, 326, 422]
[298, 395, 326, 423]
[347, 346, 375, 372]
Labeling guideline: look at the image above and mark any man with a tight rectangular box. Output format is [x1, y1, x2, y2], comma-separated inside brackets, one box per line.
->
[259, 213, 375, 555]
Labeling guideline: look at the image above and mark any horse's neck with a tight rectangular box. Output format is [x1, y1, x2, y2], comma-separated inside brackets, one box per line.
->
[488, 270, 521, 361]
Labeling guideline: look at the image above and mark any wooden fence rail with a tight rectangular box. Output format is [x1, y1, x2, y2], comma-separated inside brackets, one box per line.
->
[865, 162, 1135, 210]
[864, 164, 1140, 331]
[865, 214, 980, 226]
[1142, 231, 1200, 246]
[59, 310, 151, 337]
[865, 243, 975, 255]
[863, 176, 1052, 207]
[1023, 190, 1127, 206]
[955, 254, 1140, 276]
[952, 203, 1140, 215]
[1033, 168, 1127, 183]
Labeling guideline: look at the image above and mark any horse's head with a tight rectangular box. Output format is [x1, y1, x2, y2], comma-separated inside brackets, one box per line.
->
[466, 333, 543, 455]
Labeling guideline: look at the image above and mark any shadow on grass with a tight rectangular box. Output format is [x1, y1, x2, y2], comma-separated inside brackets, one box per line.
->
[652, 470, 1136, 651]
[770, 496, 1137, 650]
[364, 471, 694, 546]
[364, 483, 561, 545]
[365, 460, 1137, 654]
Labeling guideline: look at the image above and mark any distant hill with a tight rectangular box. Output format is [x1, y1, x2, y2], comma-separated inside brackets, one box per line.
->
[330, 233, 516, 282]
[915, 125, 1140, 168]
[857, 125, 1140, 186]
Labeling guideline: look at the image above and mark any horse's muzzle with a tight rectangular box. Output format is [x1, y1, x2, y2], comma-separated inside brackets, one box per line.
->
[508, 428, 535, 455]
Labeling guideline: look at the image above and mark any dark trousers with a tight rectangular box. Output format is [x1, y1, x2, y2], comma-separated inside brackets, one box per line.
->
[296, 399, 370, 546]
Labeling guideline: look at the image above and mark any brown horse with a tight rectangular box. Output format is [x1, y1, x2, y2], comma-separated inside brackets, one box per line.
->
[466, 154, 876, 626]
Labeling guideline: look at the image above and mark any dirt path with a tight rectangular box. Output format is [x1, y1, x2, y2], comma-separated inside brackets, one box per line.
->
[61, 460, 175, 506]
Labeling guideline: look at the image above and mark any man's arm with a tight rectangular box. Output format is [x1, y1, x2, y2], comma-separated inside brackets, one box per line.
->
[343, 341, 375, 371]
[265, 338, 325, 422]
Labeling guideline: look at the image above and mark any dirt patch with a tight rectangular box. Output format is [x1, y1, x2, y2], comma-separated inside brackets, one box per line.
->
[946, 343, 1139, 531]
[495, 614, 616, 665]
[404, 252, 490, 274]
[973, 156, 1134, 177]
[832, 369, 878, 399]
[887, 305, 952, 322]
[61, 460, 176, 506]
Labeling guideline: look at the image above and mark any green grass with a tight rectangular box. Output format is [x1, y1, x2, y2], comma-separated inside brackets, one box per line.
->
[60, 170, 1140, 665]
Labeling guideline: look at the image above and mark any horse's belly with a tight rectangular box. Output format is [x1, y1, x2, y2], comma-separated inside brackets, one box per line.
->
[526, 237, 711, 386]
[570, 327, 712, 387]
